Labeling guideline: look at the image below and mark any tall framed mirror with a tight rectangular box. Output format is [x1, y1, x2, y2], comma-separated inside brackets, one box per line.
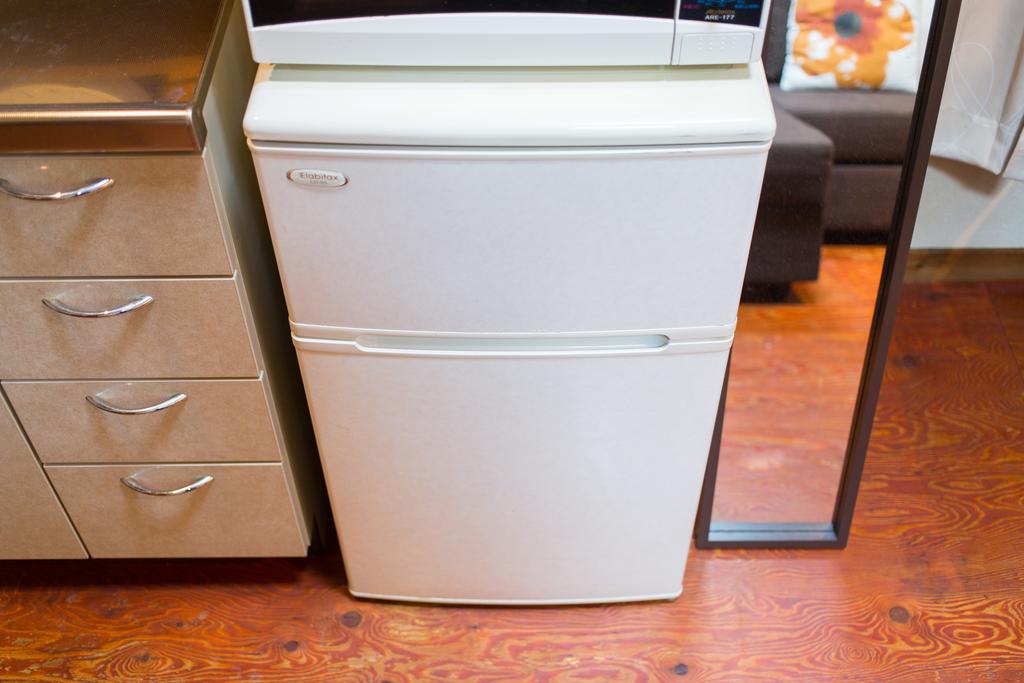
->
[696, 0, 965, 547]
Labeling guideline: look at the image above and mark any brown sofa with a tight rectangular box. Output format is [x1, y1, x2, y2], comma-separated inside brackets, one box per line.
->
[744, 0, 916, 293]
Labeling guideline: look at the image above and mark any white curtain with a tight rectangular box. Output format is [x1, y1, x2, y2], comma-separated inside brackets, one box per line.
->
[931, 0, 1024, 180]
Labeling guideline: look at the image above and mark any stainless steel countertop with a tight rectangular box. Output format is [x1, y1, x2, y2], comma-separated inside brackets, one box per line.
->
[0, 0, 229, 154]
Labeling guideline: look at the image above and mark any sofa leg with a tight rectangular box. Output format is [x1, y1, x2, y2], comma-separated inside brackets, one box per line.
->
[741, 282, 792, 303]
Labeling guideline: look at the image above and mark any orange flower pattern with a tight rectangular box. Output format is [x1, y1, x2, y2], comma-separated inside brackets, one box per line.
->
[791, 0, 915, 88]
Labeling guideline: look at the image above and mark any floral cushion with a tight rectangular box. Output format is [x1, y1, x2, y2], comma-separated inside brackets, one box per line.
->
[780, 0, 931, 92]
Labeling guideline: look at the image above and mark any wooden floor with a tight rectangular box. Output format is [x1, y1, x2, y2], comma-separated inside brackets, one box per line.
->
[716, 246, 885, 522]
[2, 250, 1024, 681]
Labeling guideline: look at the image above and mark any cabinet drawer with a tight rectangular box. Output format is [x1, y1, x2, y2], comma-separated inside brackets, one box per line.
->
[0, 278, 258, 379]
[5, 377, 281, 464]
[1, 394, 86, 559]
[46, 463, 306, 558]
[0, 156, 231, 277]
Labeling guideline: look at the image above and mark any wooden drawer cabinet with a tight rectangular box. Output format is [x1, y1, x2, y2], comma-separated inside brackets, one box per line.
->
[45, 463, 306, 558]
[0, 394, 86, 559]
[5, 377, 281, 464]
[0, 277, 258, 379]
[0, 156, 231, 278]
[0, 5, 320, 559]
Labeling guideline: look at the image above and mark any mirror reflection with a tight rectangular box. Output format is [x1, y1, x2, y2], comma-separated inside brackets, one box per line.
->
[711, 0, 938, 525]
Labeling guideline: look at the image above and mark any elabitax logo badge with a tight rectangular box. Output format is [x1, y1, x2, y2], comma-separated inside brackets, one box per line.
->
[287, 169, 348, 188]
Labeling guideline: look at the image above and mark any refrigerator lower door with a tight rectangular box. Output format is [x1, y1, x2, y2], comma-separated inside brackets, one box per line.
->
[293, 331, 731, 604]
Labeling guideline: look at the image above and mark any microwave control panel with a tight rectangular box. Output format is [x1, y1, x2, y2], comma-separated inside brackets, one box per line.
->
[678, 0, 766, 27]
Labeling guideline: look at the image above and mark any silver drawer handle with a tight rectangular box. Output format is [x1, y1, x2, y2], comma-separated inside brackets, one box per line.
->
[42, 294, 153, 318]
[87, 392, 187, 415]
[0, 176, 114, 201]
[120, 474, 214, 497]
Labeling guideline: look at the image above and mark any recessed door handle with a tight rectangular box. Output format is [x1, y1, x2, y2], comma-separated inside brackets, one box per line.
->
[86, 392, 187, 415]
[120, 474, 214, 497]
[42, 294, 154, 318]
[0, 176, 114, 201]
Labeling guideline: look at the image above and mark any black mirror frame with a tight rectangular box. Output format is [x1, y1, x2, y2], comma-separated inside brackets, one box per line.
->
[695, 0, 965, 549]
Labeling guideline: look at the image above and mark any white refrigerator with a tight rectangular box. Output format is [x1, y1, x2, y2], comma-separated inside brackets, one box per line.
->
[246, 63, 775, 604]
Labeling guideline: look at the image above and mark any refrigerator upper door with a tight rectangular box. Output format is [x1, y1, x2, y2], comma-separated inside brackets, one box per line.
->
[247, 63, 774, 335]
[251, 143, 768, 335]
[244, 62, 775, 148]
